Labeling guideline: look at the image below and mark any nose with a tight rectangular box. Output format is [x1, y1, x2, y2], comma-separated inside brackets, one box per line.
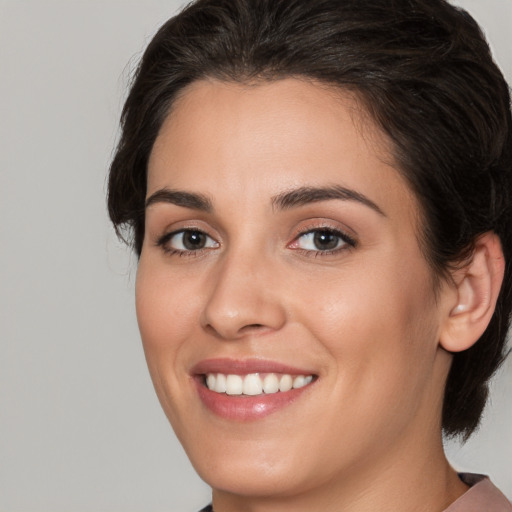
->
[201, 250, 287, 340]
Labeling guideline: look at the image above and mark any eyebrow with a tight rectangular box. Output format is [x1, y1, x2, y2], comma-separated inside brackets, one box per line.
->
[145, 188, 213, 212]
[271, 185, 385, 216]
[145, 184, 385, 216]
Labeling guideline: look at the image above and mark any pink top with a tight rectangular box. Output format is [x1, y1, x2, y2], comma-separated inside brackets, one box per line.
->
[444, 474, 512, 511]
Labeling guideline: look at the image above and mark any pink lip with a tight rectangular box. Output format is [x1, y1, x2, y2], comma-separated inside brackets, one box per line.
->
[191, 358, 316, 422]
[191, 358, 313, 376]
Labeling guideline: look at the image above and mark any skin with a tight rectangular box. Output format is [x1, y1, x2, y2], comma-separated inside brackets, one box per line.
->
[137, 78, 470, 511]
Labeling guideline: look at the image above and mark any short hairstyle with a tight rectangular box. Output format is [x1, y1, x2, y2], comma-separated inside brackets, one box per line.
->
[108, 0, 512, 439]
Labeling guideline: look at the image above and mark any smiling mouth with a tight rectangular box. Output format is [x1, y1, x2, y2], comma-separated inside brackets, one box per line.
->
[203, 372, 315, 396]
[194, 361, 318, 420]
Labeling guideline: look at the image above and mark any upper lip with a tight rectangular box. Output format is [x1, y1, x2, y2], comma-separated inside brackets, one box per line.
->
[191, 358, 316, 376]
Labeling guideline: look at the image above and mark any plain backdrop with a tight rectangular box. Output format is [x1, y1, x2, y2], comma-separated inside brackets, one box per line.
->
[0, 1, 511, 510]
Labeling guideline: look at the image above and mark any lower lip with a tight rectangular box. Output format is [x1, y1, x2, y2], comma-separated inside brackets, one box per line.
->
[195, 378, 313, 421]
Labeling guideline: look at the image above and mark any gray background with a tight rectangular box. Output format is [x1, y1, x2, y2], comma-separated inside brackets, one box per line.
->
[0, 1, 510, 510]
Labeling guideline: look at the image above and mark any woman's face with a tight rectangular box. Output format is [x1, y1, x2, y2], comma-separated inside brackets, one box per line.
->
[137, 79, 453, 498]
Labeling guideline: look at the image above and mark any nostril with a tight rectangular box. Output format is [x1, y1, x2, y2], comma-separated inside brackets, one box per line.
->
[241, 324, 265, 332]
[204, 321, 272, 340]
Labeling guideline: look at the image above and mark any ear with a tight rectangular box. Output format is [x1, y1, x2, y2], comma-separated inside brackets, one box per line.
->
[439, 232, 505, 353]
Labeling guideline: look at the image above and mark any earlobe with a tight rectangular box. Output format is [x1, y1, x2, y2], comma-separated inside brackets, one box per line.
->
[439, 232, 505, 353]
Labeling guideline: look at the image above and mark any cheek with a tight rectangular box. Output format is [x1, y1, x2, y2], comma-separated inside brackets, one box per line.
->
[311, 273, 439, 444]
[134, 258, 205, 418]
[135, 259, 200, 350]
[134, 259, 204, 424]
[295, 254, 440, 392]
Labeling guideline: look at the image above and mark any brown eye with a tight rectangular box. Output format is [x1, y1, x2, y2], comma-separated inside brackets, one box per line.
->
[160, 229, 219, 253]
[294, 229, 353, 252]
[312, 231, 340, 251]
[182, 231, 207, 250]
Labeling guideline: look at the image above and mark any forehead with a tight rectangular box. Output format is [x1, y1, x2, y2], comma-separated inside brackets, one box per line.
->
[147, 78, 419, 225]
[152, 78, 386, 165]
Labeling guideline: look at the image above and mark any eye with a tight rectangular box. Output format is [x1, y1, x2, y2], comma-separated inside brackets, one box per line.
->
[157, 229, 219, 254]
[291, 228, 355, 253]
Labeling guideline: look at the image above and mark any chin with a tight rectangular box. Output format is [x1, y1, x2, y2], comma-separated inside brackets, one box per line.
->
[197, 459, 305, 499]
[183, 433, 311, 497]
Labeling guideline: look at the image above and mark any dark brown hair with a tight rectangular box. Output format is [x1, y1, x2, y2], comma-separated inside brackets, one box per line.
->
[108, 0, 512, 438]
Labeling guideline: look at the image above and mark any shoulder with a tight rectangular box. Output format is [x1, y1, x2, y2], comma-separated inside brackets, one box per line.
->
[444, 474, 512, 512]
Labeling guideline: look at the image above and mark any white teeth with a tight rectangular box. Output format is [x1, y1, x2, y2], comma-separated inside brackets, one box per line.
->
[293, 375, 313, 388]
[243, 374, 263, 395]
[215, 373, 227, 393]
[293, 375, 306, 389]
[226, 374, 243, 395]
[279, 374, 293, 392]
[206, 374, 216, 391]
[263, 374, 279, 394]
[205, 372, 314, 395]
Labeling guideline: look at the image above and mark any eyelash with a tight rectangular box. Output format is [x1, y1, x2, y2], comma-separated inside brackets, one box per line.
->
[156, 229, 218, 258]
[290, 227, 357, 257]
[155, 226, 357, 258]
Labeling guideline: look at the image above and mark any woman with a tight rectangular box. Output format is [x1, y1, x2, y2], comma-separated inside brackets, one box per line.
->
[108, 0, 512, 510]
